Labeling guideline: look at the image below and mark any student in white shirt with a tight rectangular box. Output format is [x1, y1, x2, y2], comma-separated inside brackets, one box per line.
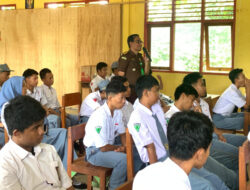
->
[79, 79, 109, 123]
[165, 83, 237, 190]
[213, 68, 249, 130]
[83, 80, 127, 190]
[108, 61, 119, 81]
[0, 95, 74, 190]
[23, 69, 61, 129]
[133, 111, 213, 190]
[128, 75, 228, 190]
[39, 68, 79, 127]
[90, 62, 109, 92]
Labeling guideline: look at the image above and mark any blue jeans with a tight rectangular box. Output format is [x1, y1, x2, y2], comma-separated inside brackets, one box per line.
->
[212, 112, 244, 130]
[204, 156, 237, 190]
[85, 146, 127, 190]
[0, 128, 4, 147]
[79, 116, 90, 124]
[65, 114, 79, 127]
[47, 114, 61, 129]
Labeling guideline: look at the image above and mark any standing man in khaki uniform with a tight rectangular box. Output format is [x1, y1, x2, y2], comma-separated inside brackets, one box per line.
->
[118, 34, 150, 103]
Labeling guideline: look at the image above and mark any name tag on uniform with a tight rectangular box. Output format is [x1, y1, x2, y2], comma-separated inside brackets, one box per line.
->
[132, 68, 136, 71]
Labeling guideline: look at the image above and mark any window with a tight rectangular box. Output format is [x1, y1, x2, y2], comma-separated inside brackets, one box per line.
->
[45, 0, 108, 8]
[0, 4, 16, 10]
[146, 0, 235, 73]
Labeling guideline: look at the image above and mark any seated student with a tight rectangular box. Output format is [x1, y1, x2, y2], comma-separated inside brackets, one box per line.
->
[183, 72, 246, 170]
[128, 75, 229, 190]
[165, 83, 238, 190]
[83, 80, 127, 190]
[23, 69, 61, 129]
[109, 61, 119, 81]
[0, 76, 73, 170]
[0, 95, 74, 190]
[213, 68, 249, 130]
[79, 79, 109, 123]
[133, 111, 213, 190]
[90, 62, 108, 92]
[39, 68, 79, 127]
[0, 64, 13, 91]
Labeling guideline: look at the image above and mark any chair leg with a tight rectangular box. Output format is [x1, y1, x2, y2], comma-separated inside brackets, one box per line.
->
[87, 175, 93, 190]
[99, 174, 106, 190]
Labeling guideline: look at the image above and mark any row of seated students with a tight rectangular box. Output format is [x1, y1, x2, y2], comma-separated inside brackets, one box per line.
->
[0, 65, 248, 189]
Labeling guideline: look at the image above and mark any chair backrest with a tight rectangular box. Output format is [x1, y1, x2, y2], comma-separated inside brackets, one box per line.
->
[116, 179, 133, 190]
[211, 96, 220, 113]
[126, 128, 134, 180]
[246, 80, 250, 107]
[239, 140, 250, 190]
[61, 92, 82, 128]
[67, 122, 86, 176]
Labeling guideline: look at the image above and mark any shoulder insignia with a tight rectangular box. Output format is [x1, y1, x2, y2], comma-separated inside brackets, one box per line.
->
[95, 126, 102, 134]
[134, 123, 141, 132]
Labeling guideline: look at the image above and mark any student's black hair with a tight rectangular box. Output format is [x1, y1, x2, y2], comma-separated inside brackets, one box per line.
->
[39, 68, 52, 80]
[167, 111, 213, 160]
[4, 96, 46, 136]
[183, 72, 203, 86]
[22, 69, 38, 78]
[174, 83, 198, 101]
[111, 76, 128, 84]
[229, 68, 243, 84]
[106, 80, 126, 97]
[127, 34, 139, 48]
[135, 75, 159, 99]
[96, 62, 108, 72]
[111, 68, 117, 73]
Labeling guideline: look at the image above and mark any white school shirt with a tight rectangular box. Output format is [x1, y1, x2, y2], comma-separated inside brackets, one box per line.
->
[133, 157, 191, 190]
[165, 104, 180, 123]
[79, 91, 105, 117]
[128, 102, 167, 163]
[90, 75, 108, 92]
[0, 140, 72, 190]
[39, 84, 60, 109]
[83, 103, 125, 148]
[199, 98, 212, 121]
[213, 84, 246, 116]
[26, 87, 47, 106]
[121, 100, 134, 127]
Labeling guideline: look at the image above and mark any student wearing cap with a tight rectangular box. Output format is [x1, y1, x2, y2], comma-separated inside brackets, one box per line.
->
[83, 80, 127, 190]
[128, 75, 229, 190]
[118, 34, 150, 104]
[213, 68, 249, 130]
[133, 111, 213, 190]
[90, 62, 109, 92]
[39, 68, 79, 127]
[0, 64, 13, 91]
[79, 79, 109, 123]
[165, 83, 238, 190]
[23, 69, 61, 129]
[109, 61, 119, 81]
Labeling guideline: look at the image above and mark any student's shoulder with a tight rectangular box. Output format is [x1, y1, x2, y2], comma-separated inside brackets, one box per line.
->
[39, 143, 56, 152]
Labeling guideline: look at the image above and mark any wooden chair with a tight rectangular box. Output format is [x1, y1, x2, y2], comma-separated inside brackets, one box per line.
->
[116, 179, 133, 190]
[67, 123, 112, 190]
[61, 92, 81, 128]
[126, 128, 134, 180]
[239, 140, 250, 190]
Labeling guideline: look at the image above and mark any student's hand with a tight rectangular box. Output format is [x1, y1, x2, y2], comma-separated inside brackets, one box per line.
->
[218, 134, 227, 142]
[100, 144, 118, 152]
[67, 186, 75, 190]
[193, 100, 202, 113]
[114, 146, 126, 153]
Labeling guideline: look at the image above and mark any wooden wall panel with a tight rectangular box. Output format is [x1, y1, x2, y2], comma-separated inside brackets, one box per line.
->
[0, 5, 121, 103]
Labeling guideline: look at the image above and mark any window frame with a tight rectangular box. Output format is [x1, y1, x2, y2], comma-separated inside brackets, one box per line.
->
[144, 0, 236, 75]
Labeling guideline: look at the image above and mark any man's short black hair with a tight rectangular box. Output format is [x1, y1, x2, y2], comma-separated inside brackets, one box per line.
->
[183, 72, 203, 86]
[39, 68, 52, 80]
[4, 96, 46, 136]
[174, 83, 198, 101]
[229, 68, 243, 84]
[167, 111, 213, 160]
[106, 80, 126, 97]
[96, 62, 108, 72]
[135, 75, 159, 99]
[23, 69, 38, 78]
[111, 76, 128, 84]
[127, 34, 139, 48]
